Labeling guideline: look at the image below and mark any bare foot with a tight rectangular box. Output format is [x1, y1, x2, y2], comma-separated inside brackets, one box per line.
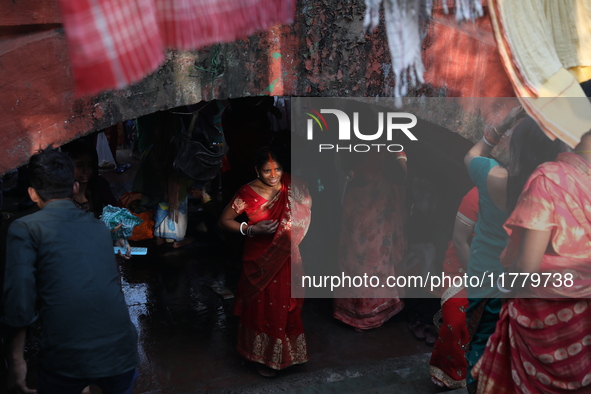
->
[155, 237, 165, 246]
[172, 236, 194, 248]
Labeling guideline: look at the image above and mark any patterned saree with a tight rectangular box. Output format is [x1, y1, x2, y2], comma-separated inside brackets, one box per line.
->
[231, 173, 312, 370]
[430, 187, 479, 389]
[473, 153, 591, 393]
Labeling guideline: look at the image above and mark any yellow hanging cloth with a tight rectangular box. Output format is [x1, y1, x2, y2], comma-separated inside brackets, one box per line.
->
[489, 0, 591, 148]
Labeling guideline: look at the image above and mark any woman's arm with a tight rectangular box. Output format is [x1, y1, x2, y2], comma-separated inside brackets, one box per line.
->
[464, 137, 495, 170]
[396, 153, 407, 184]
[218, 204, 278, 235]
[380, 151, 407, 184]
[218, 204, 242, 233]
[451, 218, 474, 269]
[499, 228, 551, 296]
[464, 106, 524, 170]
[508, 228, 551, 274]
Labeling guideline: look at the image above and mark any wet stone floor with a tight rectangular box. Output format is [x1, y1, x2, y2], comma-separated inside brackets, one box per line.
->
[1, 204, 459, 394]
[0, 154, 462, 393]
[109, 206, 457, 394]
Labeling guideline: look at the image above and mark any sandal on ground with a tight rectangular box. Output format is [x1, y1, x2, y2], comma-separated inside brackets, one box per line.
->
[0, 212, 13, 223]
[172, 236, 194, 248]
[431, 376, 445, 388]
[354, 324, 383, 333]
[407, 320, 426, 341]
[424, 324, 438, 347]
[115, 163, 131, 173]
[256, 364, 277, 377]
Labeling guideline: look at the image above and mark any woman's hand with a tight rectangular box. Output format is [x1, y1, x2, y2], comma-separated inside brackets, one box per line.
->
[497, 106, 526, 134]
[115, 237, 131, 259]
[465, 105, 526, 169]
[251, 220, 279, 235]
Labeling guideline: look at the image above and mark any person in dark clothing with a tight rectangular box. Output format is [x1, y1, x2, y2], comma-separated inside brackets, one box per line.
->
[61, 138, 118, 219]
[2, 148, 139, 394]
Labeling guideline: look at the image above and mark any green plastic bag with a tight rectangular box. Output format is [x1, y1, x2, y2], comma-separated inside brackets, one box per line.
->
[101, 205, 143, 241]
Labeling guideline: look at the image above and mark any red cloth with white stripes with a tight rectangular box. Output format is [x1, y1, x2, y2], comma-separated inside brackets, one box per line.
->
[57, 0, 295, 96]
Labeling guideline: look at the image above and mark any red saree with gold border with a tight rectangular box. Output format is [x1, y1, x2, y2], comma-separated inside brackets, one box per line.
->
[231, 173, 311, 370]
[430, 187, 479, 389]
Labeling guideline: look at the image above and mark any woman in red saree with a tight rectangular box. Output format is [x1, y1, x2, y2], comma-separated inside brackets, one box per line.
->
[430, 186, 478, 389]
[219, 147, 312, 377]
[473, 132, 591, 393]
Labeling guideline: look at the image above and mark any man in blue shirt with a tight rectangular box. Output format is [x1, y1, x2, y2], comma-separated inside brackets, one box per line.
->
[3, 148, 139, 394]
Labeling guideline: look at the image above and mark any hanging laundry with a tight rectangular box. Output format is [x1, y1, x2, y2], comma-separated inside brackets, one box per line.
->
[57, 0, 295, 96]
[363, 0, 483, 99]
[488, 0, 591, 148]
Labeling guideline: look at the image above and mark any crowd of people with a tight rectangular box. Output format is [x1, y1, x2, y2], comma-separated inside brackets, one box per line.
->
[429, 107, 591, 393]
[2, 101, 591, 393]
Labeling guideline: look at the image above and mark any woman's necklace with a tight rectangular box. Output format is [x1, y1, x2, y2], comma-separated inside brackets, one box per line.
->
[261, 182, 281, 200]
[73, 194, 88, 203]
[73, 195, 90, 212]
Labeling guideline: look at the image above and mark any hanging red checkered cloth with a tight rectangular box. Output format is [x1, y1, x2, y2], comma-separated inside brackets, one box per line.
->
[57, 0, 295, 96]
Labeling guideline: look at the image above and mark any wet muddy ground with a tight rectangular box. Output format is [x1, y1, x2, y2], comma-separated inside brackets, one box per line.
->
[116, 239, 453, 393]
[0, 151, 461, 393]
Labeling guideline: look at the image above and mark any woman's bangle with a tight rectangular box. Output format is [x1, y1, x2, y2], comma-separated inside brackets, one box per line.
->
[482, 134, 497, 147]
[483, 132, 500, 147]
[492, 126, 504, 138]
[239, 222, 248, 235]
[486, 130, 501, 143]
[395, 151, 407, 161]
[497, 274, 512, 294]
[247, 225, 254, 237]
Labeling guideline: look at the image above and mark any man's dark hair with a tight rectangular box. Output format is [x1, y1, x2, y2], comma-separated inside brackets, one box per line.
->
[28, 147, 75, 202]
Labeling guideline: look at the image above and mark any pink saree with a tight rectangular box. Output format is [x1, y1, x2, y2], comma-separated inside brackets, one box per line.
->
[473, 153, 591, 393]
[333, 154, 407, 329]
